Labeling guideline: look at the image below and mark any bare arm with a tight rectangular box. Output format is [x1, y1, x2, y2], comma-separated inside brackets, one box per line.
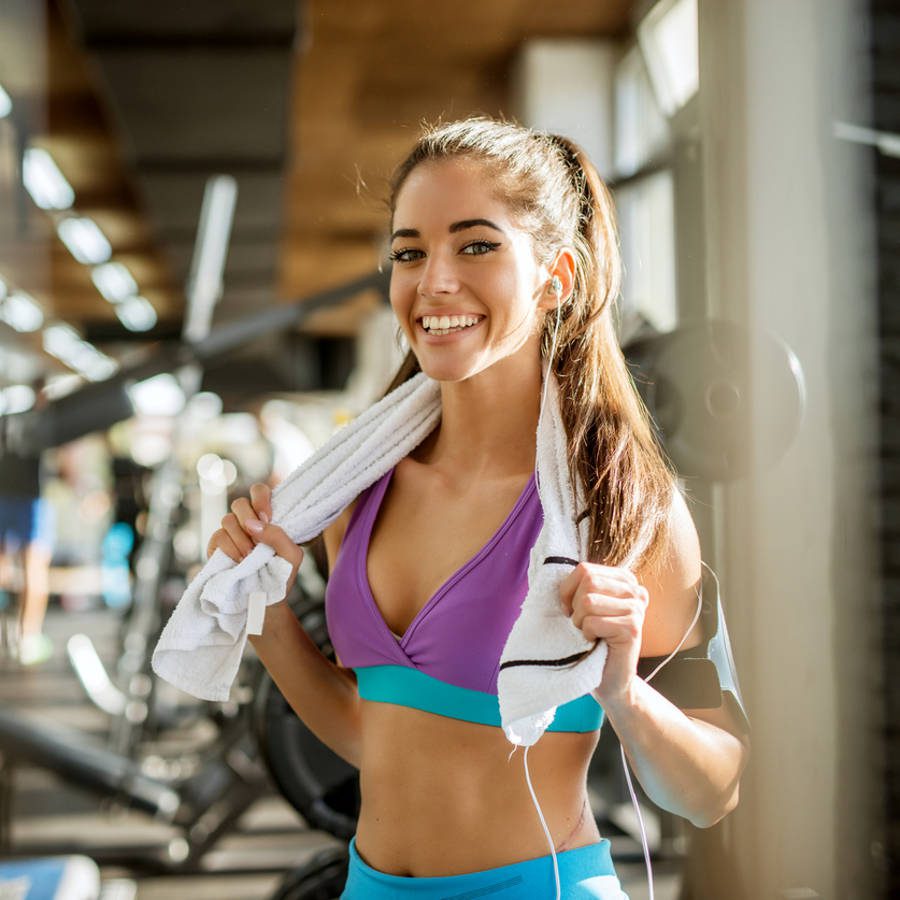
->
[562, 488, 749, 827]
[603, 677, 748, 827]
[211, 483, 363, 767]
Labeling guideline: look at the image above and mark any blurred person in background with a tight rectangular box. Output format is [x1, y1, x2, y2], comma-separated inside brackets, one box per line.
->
[43, 436, 113, 610]
[0, 378, 55, 665]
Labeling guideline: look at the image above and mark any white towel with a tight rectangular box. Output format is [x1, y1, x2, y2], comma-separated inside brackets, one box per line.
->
[496, 371, 608, 746]
[151, 372, 441, 701]
[151, 367, 608, 746]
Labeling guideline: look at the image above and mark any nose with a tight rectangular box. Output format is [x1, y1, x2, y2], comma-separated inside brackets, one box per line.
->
[417, 250, 459, 297]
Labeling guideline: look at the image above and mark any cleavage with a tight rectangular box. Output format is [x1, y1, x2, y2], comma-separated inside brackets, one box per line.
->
[365, 465, 531, 638]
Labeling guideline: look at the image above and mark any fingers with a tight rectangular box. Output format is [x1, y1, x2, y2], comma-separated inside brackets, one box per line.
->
[222, 513, 255, 557]
[207, 525, 244, 563]
[570, 592, 645, 631]
[557, 562, 649, 647]
[559, 562, 639, 599]
[254, 524, 304, 568]
[206, 515, 303, 583]
[579, 613, 643, 645]
[207, 511, 256, 562]
[228, 491, 302, 568]
[231, 495, 264, 533]
[206, 483, 301, 572]
[249, 482, 272, 524]
[559, 562, 645, 615]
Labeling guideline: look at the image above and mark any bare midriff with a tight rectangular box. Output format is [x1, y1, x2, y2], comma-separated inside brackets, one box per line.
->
[353, 698, 602, 878]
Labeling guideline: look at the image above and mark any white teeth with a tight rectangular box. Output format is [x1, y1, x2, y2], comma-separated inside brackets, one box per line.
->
[420, 314, 482, 333]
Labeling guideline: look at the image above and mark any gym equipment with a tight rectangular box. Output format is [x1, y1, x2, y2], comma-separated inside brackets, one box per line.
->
[1, 268, 390, 460]
[624, 318, 805, 482]
[0, 592, 361, 872]
[266, 846, 349, 900]
[0, 683, 269, 871]
[93, 176, 237, 760]
[254, 600, 359, 841]
[31, 267, 392, 761]
[0, 181, 391, 885]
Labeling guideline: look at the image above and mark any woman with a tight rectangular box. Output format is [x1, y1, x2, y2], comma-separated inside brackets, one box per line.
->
[208, 118, 749, 898]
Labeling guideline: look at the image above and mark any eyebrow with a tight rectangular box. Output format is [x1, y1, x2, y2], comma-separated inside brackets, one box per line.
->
[389, 218, 505, 243]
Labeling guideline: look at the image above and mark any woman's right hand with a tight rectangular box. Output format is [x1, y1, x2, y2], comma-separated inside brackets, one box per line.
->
[206, 482, 304, 600]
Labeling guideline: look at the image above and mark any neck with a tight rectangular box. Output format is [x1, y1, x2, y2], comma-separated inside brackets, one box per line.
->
[415, 349, 544, 480]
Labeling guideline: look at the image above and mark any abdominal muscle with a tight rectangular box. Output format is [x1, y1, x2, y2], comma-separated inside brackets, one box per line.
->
[353, 698, 603, 877]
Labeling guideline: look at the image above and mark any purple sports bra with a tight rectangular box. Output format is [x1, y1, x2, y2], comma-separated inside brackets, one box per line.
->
[325, 464, 541, 694]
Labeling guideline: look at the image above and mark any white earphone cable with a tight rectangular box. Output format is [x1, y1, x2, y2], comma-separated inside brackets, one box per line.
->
[523, 747, 562, 900]
[620, 567, 706, 900]
[525, 286, 706, 900]
[524, 283, 564, 899]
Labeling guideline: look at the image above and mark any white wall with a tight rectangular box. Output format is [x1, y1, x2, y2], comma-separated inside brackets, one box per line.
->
[699, 0, 878, 896]
[512, 39, 617, 179]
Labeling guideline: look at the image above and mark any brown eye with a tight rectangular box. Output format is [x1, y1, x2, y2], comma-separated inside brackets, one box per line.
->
[461, 240, 500, 256]
[389, 247, 424, 263]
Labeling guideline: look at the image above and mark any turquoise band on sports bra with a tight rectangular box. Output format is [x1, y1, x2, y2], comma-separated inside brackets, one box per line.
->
[355, 665, 605, 733]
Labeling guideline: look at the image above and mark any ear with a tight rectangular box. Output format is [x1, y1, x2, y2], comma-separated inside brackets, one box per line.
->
[537, 248, 576, 312]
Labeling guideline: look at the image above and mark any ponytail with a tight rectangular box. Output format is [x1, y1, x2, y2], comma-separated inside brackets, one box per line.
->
[542, 133, 676, 573]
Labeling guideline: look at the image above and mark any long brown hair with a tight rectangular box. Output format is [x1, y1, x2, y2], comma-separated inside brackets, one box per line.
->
[384, 118, 677, 575]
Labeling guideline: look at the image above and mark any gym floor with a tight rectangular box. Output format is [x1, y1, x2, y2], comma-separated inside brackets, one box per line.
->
[0, 601, 681, 899]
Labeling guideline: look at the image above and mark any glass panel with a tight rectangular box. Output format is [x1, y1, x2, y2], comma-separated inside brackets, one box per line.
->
[614, 45, 670, 178]
[615, 170, 677, 336]
[638, 0, 699, 117]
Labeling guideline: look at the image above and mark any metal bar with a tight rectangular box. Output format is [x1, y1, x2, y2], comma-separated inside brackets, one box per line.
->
[2, 270, 390, 455]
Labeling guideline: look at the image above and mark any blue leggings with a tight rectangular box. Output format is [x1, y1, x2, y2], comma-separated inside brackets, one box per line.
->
[341, 836, 630, 899]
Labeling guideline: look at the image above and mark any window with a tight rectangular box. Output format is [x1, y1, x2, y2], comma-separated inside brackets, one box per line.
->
[637, 0, 699, 118]
[614, 46, 670, 178]
[615, 170, 677, 334]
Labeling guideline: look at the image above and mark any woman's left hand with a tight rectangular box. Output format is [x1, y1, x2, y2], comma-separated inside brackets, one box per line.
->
[558, 562, 650, 708]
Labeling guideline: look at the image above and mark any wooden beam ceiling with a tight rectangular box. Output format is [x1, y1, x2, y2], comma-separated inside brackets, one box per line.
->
[281, 0, 633, 334]
[0, 0, 634, 378]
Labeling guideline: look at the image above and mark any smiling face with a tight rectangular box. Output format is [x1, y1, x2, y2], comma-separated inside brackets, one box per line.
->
[389, 157, 556, 384]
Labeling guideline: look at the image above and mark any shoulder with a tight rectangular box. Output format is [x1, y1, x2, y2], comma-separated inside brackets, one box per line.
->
[321, 462, 406, 569]
[636, 484, 703, 657]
